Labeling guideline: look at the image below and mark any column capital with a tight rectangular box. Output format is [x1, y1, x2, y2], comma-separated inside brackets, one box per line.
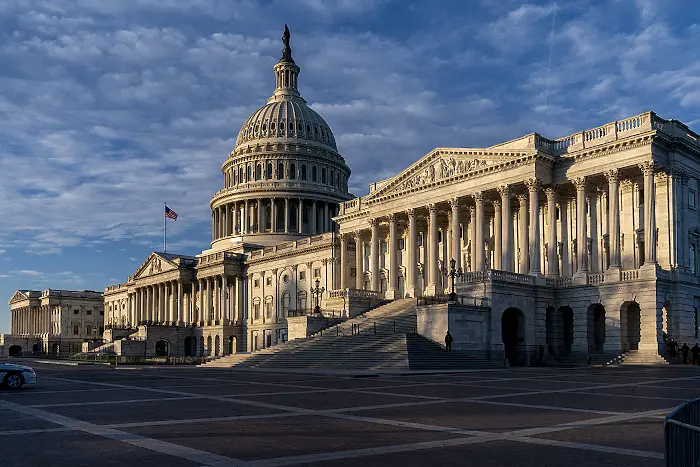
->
[497, 184, 510, 197]
[406, 207, 416, 218]
[387, 213, 396, 223]
[572, 176, 587, 191]
[354, 229, 364, 240]
[492, 198, 502, 208]
[471, 192, 483, 202]
[544, 184, 558, 198]
[449, 197, 460, 209]
[516, 193, 528, 203]
[604, 168, 620, 182]
[368, 218, 378, 228]
[525, 178, 542, 192]
[639, 160, 658, 175]
[428, 203, 438, 213]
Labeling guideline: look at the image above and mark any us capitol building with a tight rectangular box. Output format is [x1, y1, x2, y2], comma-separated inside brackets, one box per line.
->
[4, 26, 700, 365]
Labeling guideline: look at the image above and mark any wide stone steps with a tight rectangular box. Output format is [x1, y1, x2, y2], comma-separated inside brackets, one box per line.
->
[202, 298, 499, 371]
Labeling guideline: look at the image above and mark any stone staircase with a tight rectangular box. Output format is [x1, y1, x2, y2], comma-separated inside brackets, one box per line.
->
[202, 299, 500, 371]
[615, 350, 669, 365]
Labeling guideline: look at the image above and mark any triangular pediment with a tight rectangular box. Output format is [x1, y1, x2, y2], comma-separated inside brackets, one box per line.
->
[133, 253, 179, 280]
[8, 290, 29, 305]
[364, 148, 522, 200]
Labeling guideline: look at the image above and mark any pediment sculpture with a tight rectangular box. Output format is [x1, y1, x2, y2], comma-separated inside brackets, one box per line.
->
[149, 257, 163, 275]
[401, 158, 487, 191]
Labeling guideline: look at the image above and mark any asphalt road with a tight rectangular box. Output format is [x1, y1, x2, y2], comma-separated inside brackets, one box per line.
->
[1, 361, 698, 466]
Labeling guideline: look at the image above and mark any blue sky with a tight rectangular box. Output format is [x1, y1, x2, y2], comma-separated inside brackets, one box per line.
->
[0, 0, 699, 333]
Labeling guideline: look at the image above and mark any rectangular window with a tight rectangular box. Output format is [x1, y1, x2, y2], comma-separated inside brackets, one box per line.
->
[266, 302, 273, 318]
[254, 303, 260, 320]
[99, 310, 104, 316]
[73, 309, 79, 315]
[417, 234, 423, 247]
[299, 271, 306, 280]
[73, 325, 79, 335]
[266, 277, 272, 286]
[690, 190, 697, 209]
[86, 325, 91, 335]
[398, 239, 405, 250]
[350, 267, 357, 277]
[381, 241, 388, 255]
[638, 188, 645, 205]
[86, 310, 92, 315]
[254, 279, 260, 288]
[314, 268, 321, 278]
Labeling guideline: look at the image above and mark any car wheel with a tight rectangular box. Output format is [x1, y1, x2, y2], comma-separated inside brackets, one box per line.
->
[3, 372, 23, 389]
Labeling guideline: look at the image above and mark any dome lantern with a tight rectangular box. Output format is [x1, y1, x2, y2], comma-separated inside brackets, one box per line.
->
[272, 24, 301, 101]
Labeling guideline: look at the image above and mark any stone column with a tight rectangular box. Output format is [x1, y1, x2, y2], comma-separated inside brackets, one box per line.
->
[214, 276, 220, 322]
[387, 214, 398, 298]
[198, 279, 204, 324]
[517, 194, 529, 274]
[211, 211, 215, 241]
[450, 198, 461, 272]
[574, 177, 589, 274]
[284, 198, 289, 233]
[257, 198, 263, 233]
[560, 199, 569, 277]
[427, 203, 439, 295]
[355, 230, 364, 289]
[222, 274, 228, 324]
[527, 179, 542, 275]
[243, 200, 249, 234]
[605, 169, 622, 269]
[298, 199, 304, 234]
[474, 193, 485, 272]
[545, 185, 559, 277]
[498, 185, 512, 271]
[324, 202, 330, 232]
[493, 199, 502, 270]
[271, 198, 277, 233]
[340, 234, 349, 289]
[640, 161, 658, 266]
[177, 281, 183, 325]
[312, 200, 317, 235]
[222, 205, 228, 237]
[406, 208, 419, 297]
[370, 219, 380, 291]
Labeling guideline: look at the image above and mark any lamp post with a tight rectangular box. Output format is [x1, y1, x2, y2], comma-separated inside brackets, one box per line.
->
[448, 258, 463, 302]
[312, 278, 325, 314]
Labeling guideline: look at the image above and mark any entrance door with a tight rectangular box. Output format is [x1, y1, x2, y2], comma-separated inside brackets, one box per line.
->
[594, 307, 606, 351]
[626, 305, 641, 351]
[502, 308, 525, 366]
[155, 340, 170, 357]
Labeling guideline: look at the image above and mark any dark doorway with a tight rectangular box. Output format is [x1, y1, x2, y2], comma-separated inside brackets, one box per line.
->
[155, 339, 170, 357]
[229, 336, 236, 355]
[561, 306, 574, 355]
[184, 336, 194, 356]
[588, 304, 606, 352]
[52, 343, 60, 356]
[266, 333, 272, 348]
[625, 302, 641, 351]
[8, 345, 22, 357]
[32, 343, 41, 353]
[502, 308, 525, 366]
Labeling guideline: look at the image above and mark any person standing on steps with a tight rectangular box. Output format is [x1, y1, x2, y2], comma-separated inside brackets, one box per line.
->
[692, 343, 700, 366]
[445, 331, 453, 352]
[681, 343, 690, 364]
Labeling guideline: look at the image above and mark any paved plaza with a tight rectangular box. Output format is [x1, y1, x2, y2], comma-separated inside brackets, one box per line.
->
[1, 363, 699, 466]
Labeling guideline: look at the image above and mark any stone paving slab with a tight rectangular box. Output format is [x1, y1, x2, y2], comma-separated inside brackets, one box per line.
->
[43, 396, 283, 424]
[0, 406, 61, 431]
[124, 415, 464, 461]
[533, 417, 664, 454]
[0, 387, 164, 406]
[366, 382, 516, 399]
[350, 400, 605, 433]
[487, 392, 678, 413]
[236, 390, 429, 410]
[0, 431, 200, 467]
[300, 440, 663, 467]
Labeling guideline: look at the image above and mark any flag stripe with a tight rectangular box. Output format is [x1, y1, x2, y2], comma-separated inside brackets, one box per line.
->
[165, 205, 178, 220]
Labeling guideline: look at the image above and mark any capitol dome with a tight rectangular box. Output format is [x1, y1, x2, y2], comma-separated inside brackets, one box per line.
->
[209, 25, 352, 250]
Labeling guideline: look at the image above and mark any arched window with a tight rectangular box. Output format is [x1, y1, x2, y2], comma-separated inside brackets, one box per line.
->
[290, 163, 296, 180]
[267, 162, 273, 179]
[321, 168, 327, 184]
[239, 167, 244, 183]
[271, 121, 276, 132]
[246, 165, 252, 181]
[255, 164, 262, 180]
[336, 173, 340, 188]
[277, 162, 284, 179]
[312, 166, 317, 182]
[301, 164, 307, 180]
[691, 245, 697, 274]
[330, 169, 334, 186]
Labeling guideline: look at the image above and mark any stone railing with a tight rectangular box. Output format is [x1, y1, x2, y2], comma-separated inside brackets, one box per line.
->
[587, 273, 605, 285]
[460, 270, 535, 286]
[545, 277, 572, 288]
[347, 288, 380, 300]
[246, 233, 335, 261]
[43, 290, 103, 298]
[461, 271, 489, 283]
[212, 180, 347, 199]
[621, 269, 640, 281]
[105, 284, 129, 293]
[340, 197, 361, 215]
[197, 251, 240, 265]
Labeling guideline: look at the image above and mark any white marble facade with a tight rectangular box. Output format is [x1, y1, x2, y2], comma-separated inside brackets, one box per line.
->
[85, 27, 700, 360]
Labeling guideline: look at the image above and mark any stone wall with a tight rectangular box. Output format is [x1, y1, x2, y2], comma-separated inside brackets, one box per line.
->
[416, 303, 491, 354]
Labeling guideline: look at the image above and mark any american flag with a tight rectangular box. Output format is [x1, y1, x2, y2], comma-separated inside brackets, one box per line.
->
[165, 205, 178, 220]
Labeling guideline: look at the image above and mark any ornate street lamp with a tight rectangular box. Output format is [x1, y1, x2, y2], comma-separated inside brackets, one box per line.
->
[312, 278, 325, 314]
[448, 258, 463, 302]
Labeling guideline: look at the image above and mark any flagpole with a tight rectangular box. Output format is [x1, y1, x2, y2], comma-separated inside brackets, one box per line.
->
[164, 201, 167, 253]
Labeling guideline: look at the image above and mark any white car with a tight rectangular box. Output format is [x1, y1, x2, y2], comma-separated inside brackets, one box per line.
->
[0, 363, 37, 389]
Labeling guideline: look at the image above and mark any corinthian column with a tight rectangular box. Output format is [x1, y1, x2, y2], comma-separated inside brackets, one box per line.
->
[640, 161, 658, 266]
[606, 169, 622, 269]
[406, 208, 419, 297]
[574, 176, 589, 274]
[498, 185, 512, 271]
[340, 233, 349, 289]
[517, 194, 529, 274]
[427, 203, 439, 295]
[545, 185, 558, 277]
[387, 214, 398, 299]
[526, 179, 542, 275]
[473, 193, 485, 271]
[450, 198, 461, 272]
[493, 199, 502, 270]
[355, 230, 364, 289]
[369, 219, 379, 291]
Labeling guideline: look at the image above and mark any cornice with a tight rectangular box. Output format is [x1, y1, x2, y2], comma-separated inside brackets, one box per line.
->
[244, 238, 337, 265]
[554, 133, 655, 169]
